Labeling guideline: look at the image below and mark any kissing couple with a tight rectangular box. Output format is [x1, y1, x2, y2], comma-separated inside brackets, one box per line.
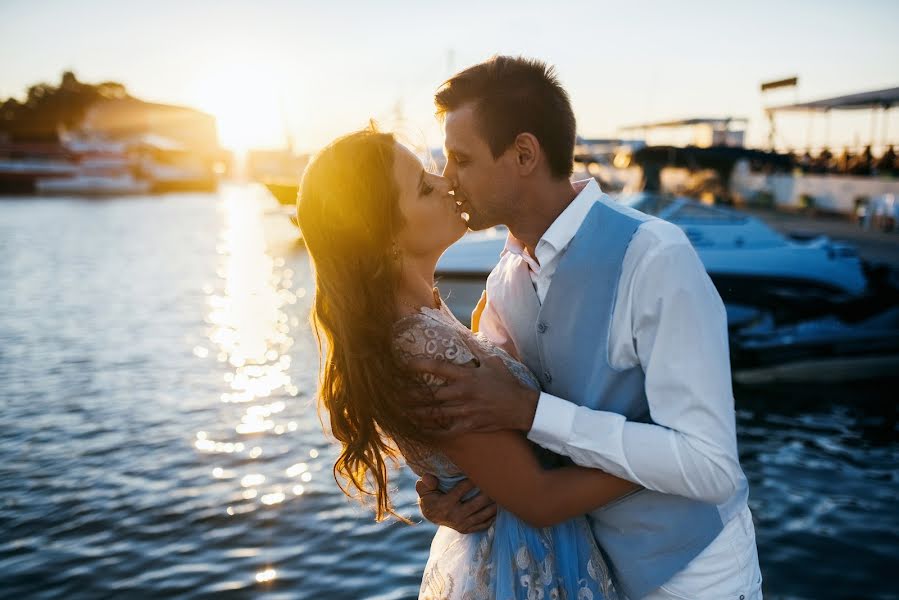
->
[297, 55, 763, 599]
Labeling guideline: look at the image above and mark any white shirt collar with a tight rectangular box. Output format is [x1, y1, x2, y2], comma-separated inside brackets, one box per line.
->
[503, 178, 603, 272]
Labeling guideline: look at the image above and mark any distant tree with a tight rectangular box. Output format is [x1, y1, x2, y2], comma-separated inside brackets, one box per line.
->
[0, 71, 131, 142]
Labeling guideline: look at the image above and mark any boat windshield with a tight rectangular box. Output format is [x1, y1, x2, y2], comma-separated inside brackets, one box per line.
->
[618, 193, 749, 224]
[668, 202, 748, 224]
[617, 193, 677, 216]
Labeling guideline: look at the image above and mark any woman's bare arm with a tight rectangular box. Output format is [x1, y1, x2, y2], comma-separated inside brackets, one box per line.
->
[395, 318, 640, 529]
[436, 429, 640, 528]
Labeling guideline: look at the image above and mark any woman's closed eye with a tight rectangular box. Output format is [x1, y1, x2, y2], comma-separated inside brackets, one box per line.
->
[418, 170, 434, 196]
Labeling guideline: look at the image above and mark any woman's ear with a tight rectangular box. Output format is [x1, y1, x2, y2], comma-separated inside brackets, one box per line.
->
[514, 133, 539, 175]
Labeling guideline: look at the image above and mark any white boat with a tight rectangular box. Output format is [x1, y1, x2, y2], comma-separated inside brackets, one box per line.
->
[35, 155, 150, 196]
[135, 134, 217, 192]
[619, 192, 868, 296]
[437, 193, 869, 313]
[34, 139, 150, 196]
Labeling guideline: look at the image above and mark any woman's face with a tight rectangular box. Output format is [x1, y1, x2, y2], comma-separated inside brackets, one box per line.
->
[392, 143, 467, 258]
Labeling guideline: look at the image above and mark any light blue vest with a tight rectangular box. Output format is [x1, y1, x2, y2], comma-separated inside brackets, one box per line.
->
[497, 199, 724, 600]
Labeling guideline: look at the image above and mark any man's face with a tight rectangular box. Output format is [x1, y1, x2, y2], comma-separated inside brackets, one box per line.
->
[442, 103, 518, 231]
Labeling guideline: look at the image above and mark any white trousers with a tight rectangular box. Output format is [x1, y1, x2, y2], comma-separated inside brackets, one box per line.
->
[638, 505, 763, 600]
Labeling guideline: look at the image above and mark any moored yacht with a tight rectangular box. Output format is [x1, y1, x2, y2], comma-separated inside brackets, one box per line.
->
[36, 151, 149, 195]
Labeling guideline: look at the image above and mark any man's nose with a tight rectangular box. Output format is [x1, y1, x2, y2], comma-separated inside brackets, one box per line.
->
[441, 159, 455, 181]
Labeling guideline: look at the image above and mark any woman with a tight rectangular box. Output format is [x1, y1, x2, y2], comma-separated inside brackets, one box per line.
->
[297, 127, 638, 599]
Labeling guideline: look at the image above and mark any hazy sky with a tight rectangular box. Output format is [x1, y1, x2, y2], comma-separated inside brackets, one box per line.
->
[2, 0, 898, 153]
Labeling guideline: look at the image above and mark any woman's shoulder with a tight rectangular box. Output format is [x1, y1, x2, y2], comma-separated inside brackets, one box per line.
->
[392, 310, 477, 366]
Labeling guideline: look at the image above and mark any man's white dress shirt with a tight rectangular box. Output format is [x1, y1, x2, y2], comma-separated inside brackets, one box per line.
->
[478, 179, 762, 598]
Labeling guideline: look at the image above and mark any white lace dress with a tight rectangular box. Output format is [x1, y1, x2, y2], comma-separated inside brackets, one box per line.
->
[393, 303, 616, 600]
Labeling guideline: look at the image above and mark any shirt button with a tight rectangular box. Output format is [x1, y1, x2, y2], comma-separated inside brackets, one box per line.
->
[543, 370, 552, 383]
[536, 322, 547, 333]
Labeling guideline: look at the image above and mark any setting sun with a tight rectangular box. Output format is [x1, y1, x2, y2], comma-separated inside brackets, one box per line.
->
[188, 60, 288, 153]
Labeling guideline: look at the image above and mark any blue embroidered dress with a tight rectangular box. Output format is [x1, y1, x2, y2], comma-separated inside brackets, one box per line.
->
[393, 303, 617, 600]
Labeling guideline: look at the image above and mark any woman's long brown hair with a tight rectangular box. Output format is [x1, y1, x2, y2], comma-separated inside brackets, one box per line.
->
[297, 127, 426, 521]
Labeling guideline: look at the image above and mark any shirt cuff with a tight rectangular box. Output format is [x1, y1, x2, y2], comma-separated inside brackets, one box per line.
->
[526, 392, 578, 453]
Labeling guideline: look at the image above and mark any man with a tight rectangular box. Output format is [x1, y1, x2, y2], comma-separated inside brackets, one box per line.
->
[410, 56, 763, 599]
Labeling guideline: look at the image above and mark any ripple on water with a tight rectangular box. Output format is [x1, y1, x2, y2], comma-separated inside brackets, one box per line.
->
[0, 190, 896, 599]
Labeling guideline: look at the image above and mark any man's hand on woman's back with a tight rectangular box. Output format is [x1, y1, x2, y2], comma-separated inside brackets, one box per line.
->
[405, 344, 540, 437]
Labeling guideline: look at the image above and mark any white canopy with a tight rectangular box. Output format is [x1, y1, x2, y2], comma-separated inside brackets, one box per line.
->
[767, 86, 899, 113]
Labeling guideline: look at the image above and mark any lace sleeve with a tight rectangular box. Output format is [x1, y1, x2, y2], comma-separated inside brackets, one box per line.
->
[393, 315, 479, 388]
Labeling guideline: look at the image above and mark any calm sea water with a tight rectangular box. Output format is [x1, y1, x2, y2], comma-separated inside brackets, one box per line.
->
[1, 186, 896, 599]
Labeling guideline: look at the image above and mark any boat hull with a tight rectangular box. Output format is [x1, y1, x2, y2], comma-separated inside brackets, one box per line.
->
[36, 176, 151, 196]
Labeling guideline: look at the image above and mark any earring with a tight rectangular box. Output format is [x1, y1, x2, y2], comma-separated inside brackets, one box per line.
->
[391, 242, 400, 260]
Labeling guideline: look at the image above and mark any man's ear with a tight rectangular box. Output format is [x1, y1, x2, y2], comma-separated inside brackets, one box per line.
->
[514, 133, 540, 175]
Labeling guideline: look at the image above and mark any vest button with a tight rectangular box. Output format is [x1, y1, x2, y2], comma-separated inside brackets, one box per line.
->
[543, 370, 552, 383]
[536, 322, 547, 333]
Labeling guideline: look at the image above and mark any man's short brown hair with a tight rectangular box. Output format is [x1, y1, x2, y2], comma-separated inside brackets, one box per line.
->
[435, 56, 576, 179]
